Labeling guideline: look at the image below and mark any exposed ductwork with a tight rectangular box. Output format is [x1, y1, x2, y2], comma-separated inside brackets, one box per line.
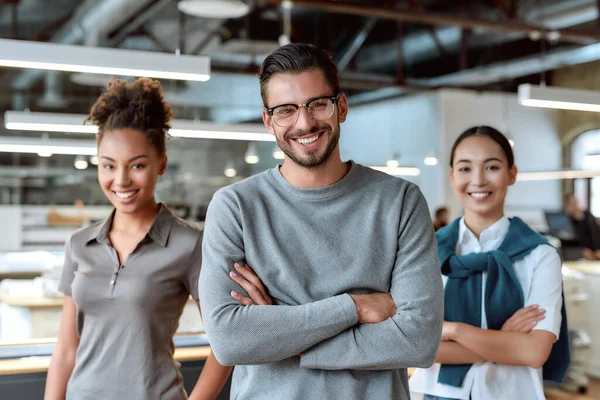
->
[12, 0, 157, 91]
[524, 0, 598, 29]
[354, 0, 600, 72]
[355, 27, 518, 72]
[406, 42, 600, 87]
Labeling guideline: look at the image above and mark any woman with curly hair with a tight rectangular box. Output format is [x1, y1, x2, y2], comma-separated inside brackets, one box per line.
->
[44, 78, 232, 400]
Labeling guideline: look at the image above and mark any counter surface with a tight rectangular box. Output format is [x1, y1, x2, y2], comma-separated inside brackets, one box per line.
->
[0, 346, 212, 376]
[564, 261, 600, 276]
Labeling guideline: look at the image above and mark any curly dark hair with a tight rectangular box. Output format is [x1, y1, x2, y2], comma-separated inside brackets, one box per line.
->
[85, 78, 173, 156]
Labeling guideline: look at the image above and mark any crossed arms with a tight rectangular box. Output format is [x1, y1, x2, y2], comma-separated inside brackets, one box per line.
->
[198, 188, 444, 370]
[436, 246, 563, 369]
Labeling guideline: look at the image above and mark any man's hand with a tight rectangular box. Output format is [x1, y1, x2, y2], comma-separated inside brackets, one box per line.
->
[229, 263, 273, 305]
[501, 305, 545, 333]
[349, 293, 396, 324]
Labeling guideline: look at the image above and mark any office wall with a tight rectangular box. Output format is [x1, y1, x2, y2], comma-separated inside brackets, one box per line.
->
[341, 92, 444, 212]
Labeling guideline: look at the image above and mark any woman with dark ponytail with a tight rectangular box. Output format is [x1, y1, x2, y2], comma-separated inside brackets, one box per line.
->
[410, 126, 570, 400]
[45, 78, 232, 400]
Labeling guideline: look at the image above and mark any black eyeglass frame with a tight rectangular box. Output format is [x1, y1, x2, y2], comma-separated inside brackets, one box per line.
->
[264, 93, 342, 119]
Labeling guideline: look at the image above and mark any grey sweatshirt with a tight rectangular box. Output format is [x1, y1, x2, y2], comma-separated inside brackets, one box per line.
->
[199, 161, 443, 400]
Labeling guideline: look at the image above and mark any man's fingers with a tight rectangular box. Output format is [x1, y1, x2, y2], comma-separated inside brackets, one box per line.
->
[229, 271, 267, 303]
[231, 290, 254, 305]
[234, 264, 273, 305]
[235, 264, 268, 291]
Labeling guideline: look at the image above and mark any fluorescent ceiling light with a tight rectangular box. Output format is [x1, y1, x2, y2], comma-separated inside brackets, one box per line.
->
[0, 137, 96, 156]
[5, 112, 98, 134]
[0, 38, 210, 82]
[517, 169, 600, 181]
[518, 83, 600, 112]
[4, 111, 275, 142]
[369, 166, 421, 177]
[170, 119, 275, 142]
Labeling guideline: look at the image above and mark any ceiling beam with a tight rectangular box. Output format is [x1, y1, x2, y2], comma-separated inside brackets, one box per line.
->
[335, 17, 377, 72]
[492, 0, 513, 19]
[266, 0, 600, 44]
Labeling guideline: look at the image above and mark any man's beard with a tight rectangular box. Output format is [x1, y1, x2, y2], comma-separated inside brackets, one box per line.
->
[276, 123, 340, 169]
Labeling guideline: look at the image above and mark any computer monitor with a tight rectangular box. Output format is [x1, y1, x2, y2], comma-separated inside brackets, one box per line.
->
[544, 211, 577, 241]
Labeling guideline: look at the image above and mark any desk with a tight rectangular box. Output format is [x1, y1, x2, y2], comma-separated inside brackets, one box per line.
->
[0, 345, 229, 400]
[564, 261, 600, 277]
[0, 271, 43, 280]
[0, 346, 212, 376]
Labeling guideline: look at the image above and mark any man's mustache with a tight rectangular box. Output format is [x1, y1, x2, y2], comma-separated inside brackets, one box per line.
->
[285, 125, 331, 140]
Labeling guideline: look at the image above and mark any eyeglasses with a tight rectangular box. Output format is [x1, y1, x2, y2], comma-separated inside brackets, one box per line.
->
[265, 93, 341, 127]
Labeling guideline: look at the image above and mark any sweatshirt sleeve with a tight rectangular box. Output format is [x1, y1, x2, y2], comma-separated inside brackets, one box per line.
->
[198, 189, 359, 366]
[299, 187, 444, 370]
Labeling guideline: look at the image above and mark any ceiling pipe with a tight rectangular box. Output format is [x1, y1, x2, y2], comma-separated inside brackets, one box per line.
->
[264, 0, 600, 44]
[406, 42, 600, 87]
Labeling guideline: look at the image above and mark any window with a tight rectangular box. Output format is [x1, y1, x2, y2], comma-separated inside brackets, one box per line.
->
[571, 130, 600, 216]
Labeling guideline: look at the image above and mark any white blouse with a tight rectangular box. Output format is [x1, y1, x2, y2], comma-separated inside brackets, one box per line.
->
[409, 216, 563, 400]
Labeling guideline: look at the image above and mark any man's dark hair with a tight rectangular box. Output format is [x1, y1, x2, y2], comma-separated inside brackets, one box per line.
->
[564, 193, 576, 204]
[435, 207, 448, 219]
[259, 43, 340, 107]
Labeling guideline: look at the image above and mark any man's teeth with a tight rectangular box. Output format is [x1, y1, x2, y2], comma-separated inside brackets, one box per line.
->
[297, 134, 319, 145]
[115, 191, 137, 199]
[470, 192, 490, 199]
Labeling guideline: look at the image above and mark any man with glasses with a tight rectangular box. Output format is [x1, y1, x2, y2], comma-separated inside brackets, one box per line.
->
[199, 43, 443, 399]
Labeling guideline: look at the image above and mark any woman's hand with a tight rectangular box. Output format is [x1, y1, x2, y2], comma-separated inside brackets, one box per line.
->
[229, 263, 273, 305]
[501, 305, 545, 333]
[441, 321, 459, 341]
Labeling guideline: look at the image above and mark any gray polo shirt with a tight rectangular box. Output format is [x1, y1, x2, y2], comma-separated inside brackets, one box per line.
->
[58, 204, 202, 400]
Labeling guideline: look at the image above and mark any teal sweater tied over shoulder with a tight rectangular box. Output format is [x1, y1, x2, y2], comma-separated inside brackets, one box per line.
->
[436, 217, 570, 387]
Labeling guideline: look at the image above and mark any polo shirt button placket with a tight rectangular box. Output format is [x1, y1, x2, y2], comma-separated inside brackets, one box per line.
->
[109, 265, 123, 296]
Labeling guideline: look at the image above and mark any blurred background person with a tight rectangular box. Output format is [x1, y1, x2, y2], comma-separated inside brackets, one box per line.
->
[564, 194, 600, 260]
[433, 206, 449, 231]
